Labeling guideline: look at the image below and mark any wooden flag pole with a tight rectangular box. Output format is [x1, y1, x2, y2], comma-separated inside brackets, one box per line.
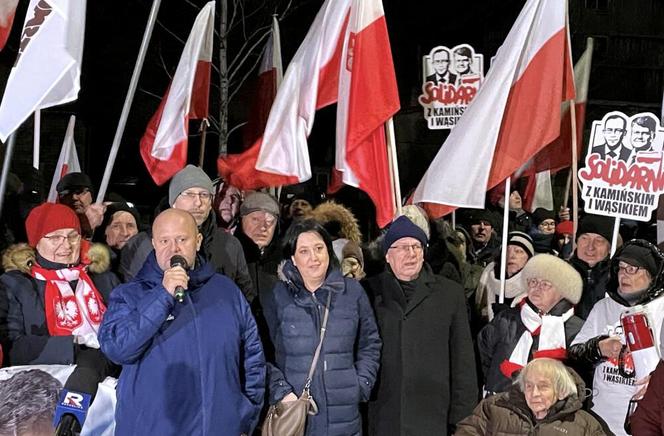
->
[96, 0, 162, 203]
[570, 100, 579, 251]
[0, 134, 17, 217]
[33, 110, 41, 170]
[386, 117, 402, 216]
[198, 119, 210, 168]
[499, 177, 511, 304]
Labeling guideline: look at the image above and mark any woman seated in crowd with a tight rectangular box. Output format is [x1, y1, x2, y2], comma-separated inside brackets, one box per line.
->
[478, 254, 584, 394]
[455, 358, 606, 435]
[569, 239, 664, 436]
[259, 219, 381, 435]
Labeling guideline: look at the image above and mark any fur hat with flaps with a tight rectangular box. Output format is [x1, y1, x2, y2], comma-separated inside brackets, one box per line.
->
[521, 254, 583, 304]
[307, 201, 361, 243]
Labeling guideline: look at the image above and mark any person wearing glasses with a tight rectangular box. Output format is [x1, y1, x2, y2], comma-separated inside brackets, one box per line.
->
[478, 254, 583, 395]
[119, 165, 253, 301]
[569, 239, 664, 436]
[628, 114, 658, 165]
[426, 47, 457, 86]
[590, 113, 631, 161]
[528, 208, 558, 254]
[0, 203, 119, 367]
[363, 216, 477, 435]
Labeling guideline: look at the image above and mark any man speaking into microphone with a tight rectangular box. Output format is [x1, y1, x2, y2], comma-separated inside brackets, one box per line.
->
[98, 209, 265, 435]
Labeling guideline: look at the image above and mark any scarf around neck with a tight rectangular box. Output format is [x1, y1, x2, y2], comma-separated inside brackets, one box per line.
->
[31, 263, 107, 337]
[500, 300, 573, 378]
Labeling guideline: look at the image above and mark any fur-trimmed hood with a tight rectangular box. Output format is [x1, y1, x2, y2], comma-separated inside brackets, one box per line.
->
[307, 201, 362, 243]
[2, 241, 112, 275]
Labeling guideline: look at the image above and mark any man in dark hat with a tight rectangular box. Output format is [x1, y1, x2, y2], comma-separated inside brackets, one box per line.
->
[363, 216, 477, 435]
[462, 209, 501, 268]
[568, 214, 614, 319]
[56, 172, 105, 239]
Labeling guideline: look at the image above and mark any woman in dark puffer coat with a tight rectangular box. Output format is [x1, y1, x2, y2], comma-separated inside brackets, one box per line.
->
[455, 358, 606, 435]
[260, 219, 381, 436]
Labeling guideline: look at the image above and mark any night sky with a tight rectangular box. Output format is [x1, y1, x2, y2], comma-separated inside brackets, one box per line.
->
[1, 0, 662, 219]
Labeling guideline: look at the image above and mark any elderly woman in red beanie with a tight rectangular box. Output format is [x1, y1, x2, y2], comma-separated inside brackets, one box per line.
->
[0, 203, 119, 367]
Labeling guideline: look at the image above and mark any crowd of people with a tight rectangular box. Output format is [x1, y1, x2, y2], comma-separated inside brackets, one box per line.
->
[1, 167, 664, 436]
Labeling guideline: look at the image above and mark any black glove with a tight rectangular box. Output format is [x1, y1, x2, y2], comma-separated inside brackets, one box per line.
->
[491, 302, 511, 316]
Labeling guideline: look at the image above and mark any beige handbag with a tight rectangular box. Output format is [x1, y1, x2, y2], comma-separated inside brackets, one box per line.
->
[261, 292, 331, 436]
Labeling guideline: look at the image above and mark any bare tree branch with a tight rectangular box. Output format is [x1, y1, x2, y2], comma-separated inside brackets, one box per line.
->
[228, 27, 271, 75]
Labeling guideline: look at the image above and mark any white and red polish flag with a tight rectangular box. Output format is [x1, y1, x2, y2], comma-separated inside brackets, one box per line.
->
[218, 0, 353, 190]
[140, 1, 214, 186]
[521, 38, 593, 212]
[0, 0, 18, 51]
[333, 0, 400, 227]
[242, 15, 283, 150]
[0, 0, 86, 143]
[47, 115, 80, 202]
[413, 0, 574, 217]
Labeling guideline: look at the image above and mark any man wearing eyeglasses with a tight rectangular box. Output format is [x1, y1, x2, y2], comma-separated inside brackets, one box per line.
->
[590, 114, 631, 161]
[119, 165, 253, 301]
[426, 47, 457, 86]
[363, 216, 477, 435]
[627, 114, 658, 165]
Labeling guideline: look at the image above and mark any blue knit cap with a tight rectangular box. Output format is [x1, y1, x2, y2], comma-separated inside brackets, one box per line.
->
[382, 215, 429, 255]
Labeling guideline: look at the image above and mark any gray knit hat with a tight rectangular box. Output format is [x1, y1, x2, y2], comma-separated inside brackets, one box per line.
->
[240, 192, 280, 218]
[168, 165, 214, 206]
[521, 254, 583, 304]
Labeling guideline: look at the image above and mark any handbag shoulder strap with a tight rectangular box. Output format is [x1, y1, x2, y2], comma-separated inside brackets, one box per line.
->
[302, 290, 333, 394]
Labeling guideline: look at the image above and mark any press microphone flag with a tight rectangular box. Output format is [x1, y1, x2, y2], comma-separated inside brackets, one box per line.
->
[53, 389, 92, 435]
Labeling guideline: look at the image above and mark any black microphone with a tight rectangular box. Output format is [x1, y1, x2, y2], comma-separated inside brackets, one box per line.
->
[54, 350, 108, 435]
[170, 255, 189, 303]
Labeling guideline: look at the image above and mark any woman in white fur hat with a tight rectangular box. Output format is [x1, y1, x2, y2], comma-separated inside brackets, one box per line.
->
[478, 254, 584, 394]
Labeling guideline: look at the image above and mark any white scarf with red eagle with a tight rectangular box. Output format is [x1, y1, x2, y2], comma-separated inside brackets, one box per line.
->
[500, 301, 574, 378]
[31, 264, 106, 337]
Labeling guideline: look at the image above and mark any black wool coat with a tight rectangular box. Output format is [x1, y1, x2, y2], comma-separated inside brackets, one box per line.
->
[363, 264, 478, 436]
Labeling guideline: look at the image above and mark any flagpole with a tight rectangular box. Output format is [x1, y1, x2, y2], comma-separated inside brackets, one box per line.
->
[386, 117, 402, 216]
[570, 100, 579, 250]
[0, 134, 16, 217]
[33, 110, 40, 170]
[610, 217, 621, 257]
[96, 0, 162, 203]
[198, 119, 209, 167]
[562, 169, 571, 208]
[499, 177, 510, 304]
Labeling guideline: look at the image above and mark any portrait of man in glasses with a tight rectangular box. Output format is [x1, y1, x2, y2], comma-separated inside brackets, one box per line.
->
[590, 113, 631, 161]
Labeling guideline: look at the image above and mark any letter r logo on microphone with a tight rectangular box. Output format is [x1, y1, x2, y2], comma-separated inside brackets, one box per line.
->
[64, 392, 84, 408]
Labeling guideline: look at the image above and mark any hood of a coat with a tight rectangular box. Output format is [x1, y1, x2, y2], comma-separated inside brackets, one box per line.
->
[2, 241, 111, 274]
[135, 251, 215, 292]
[306, 201, 362, 243]
[605, 239, 664, 307]
[277, 259, 345, 299]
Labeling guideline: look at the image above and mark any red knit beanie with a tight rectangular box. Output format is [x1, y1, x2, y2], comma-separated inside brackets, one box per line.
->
[25, 203, 81, 247]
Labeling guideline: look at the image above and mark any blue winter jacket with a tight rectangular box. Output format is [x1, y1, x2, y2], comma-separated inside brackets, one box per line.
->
[260, 261, 381, 436]
[98, 253, 265, 436]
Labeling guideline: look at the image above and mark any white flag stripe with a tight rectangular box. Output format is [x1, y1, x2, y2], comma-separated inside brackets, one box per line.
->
[574, 38, 593, 103]
[0, 0, 85, 142]
[255, 0, 352, 178]
[413, 0, 565, 209]
[47, 115, 80, 202]
[150, 1, 214, 160]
